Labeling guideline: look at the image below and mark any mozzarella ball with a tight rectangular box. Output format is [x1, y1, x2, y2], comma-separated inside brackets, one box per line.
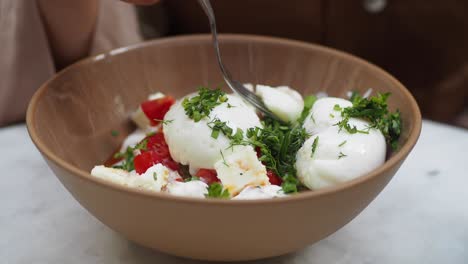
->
[296, 119, 386, 190]
[163, 94, 261, 172]
[303, 97, 352, 135]
[256, 84, 304, 123]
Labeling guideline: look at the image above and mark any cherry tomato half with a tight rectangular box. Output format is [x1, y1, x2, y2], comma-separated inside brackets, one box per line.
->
[141, 96, 175, 126]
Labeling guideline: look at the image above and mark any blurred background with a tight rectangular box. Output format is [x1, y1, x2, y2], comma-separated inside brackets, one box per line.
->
[136, 0, 468, 128]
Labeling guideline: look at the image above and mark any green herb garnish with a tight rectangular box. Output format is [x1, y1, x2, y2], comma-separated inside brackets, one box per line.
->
[245, 117, 310, 193]
[206, 182, 230, 198]
[205, 114, 308, 193]
[112, 139, 148, 172]
[335, 118, 370, 134]
[207, 118, 245, 147]
[333, 104, 342, 111]
[338, 152, 347, 159]
[338, 140, 347, 147]
[310, 114, 316, 123]
[153, 172, 158, 181]
[311, 137, 319, 158]
[207, 118, 233, 139]
[335, 92, 402, 149]
[111, 130, 120, 137]
[200, 92, 314, 193]
[297, 95, 317, 125]
[154, 119, 174, 125]
[182, 87, 227, 122]
[220, 150, 229, 167]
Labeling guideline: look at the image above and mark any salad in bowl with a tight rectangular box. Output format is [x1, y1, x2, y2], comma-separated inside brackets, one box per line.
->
[91, 84, 401, 200]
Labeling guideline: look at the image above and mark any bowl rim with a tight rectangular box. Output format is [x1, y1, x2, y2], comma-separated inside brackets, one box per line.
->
[26, 34, 422, 205]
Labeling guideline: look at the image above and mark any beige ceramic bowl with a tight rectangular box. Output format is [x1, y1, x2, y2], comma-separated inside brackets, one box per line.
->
[27, 35, 421, 261]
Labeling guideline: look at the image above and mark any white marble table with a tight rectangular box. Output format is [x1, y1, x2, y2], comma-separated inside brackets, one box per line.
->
[1, 120, 467, 264]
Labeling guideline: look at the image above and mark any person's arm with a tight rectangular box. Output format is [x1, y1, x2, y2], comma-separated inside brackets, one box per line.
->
[37, 0, 160, 70]
[37, 0, 98, 69]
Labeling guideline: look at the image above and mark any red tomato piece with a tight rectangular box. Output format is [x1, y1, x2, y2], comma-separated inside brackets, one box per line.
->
[141, 96, 175, 126]
[134, 131, 180, 174]
[145, 133, 170, 157]
[134, 151, 155, 174]
[134, 150, 166, 174]
[162, 158, 179, 171]
[196, 169, 220, 184]
[267, 170, 283, 186]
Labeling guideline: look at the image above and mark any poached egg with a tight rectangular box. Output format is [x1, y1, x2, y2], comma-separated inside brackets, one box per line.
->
[163, 94, 261, 173]
[296, 101, 386, 190]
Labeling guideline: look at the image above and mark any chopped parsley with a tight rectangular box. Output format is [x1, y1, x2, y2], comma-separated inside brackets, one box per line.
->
[205, 113, 309, 193]
[207, 118, 244, 146]
[335, 118, 370, 134]
[297, 95, 317, 125]
[220, 150, 229, 167]
[207, 118, 233, 139]
[227, 103, 235, 108]
[310, 114, 316, 123]
[111, 130, 120, 137]
[245, 117, 310, 193]
[333, 104, 342, 111]
[153, 172, 158, 181]
[206, 182, 230, 198]
[154, 119, 174, 125]
[338, 140, 347, 147]
[329, 113, 335, 118]
[335, 92, 402, 149]
[338, 152, 347, 159]
[112, 139, 148, 171]
[311, 137, 319, 158]
[182, 87, 228, 122]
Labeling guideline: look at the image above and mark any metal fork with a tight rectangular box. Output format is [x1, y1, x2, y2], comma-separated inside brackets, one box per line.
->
[197, 0, 280, 120]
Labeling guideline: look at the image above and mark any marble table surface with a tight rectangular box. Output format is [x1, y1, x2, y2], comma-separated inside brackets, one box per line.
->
[1, 120, 467, 264]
